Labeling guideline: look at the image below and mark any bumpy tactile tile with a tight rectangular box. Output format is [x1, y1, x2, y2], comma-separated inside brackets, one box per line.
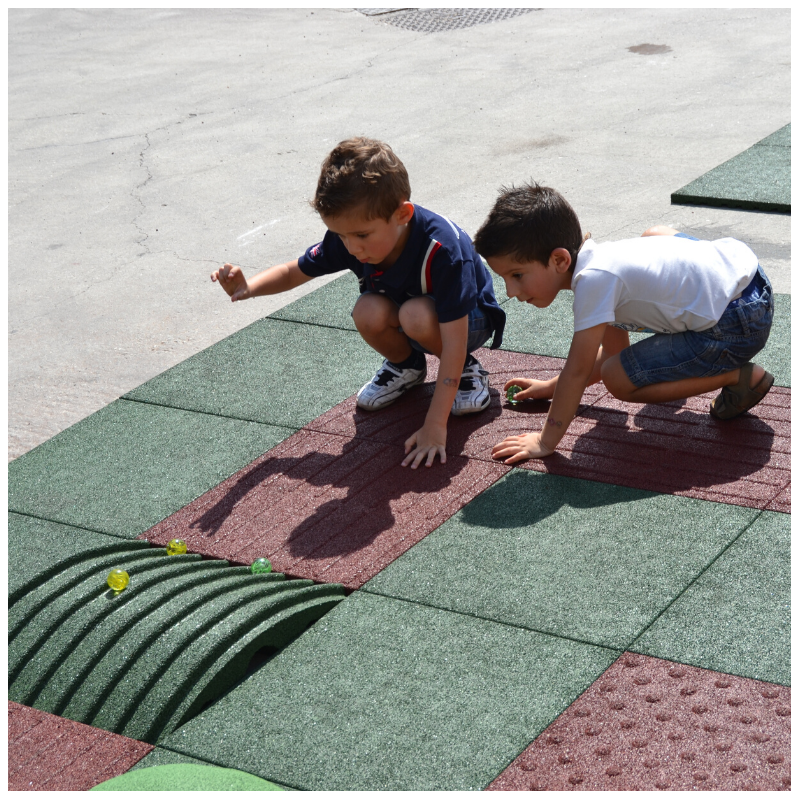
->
[486, 653, 790, 791]
[8, 702, 152, 791]
[308, 349, 790, 512]
[140, 429, 509, 590]
[633, 511, 790, 686]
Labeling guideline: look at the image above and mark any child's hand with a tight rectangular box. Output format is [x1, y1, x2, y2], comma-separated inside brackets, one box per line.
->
[491, 431, 555, 464]
[211, 263, 249, 302]
[503, 377, 555, 401]
[402, 422, 447, 469]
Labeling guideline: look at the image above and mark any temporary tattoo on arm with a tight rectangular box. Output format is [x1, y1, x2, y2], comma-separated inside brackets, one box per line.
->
[546, 418, 563, 428]
[442, 377, 459, 387]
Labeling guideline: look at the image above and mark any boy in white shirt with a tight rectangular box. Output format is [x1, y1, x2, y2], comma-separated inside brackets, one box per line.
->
[473, 182, 774, 463]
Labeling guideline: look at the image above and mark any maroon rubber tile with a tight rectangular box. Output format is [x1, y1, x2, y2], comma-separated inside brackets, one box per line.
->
[141, 429, 508, 590]
[308, 350, 790, 512]
[486, 653, 790, 791]
[8, 702, 152, 791]
[766, 483, 791, 513]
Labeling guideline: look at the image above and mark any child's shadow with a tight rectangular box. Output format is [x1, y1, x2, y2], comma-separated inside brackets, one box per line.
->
[187, 385, 504, 561]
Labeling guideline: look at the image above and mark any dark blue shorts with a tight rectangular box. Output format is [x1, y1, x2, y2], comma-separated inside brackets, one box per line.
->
[406, 305, 491, 355]
[619, 235, 773, 388]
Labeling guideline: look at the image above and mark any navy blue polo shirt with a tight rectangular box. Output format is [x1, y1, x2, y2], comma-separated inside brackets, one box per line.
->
[297, 204, 506, 348]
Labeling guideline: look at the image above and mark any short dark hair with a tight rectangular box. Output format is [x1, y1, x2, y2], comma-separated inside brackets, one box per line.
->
[473, 182, 585, 269]
[311, 137, 411, 221]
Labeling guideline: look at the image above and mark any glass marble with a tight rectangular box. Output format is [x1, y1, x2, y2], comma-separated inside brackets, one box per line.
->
[107, 569, 129, 592]
[251, 558, 273, 575]
[506, 385, 523, 404]
[166, 539, 188, 556]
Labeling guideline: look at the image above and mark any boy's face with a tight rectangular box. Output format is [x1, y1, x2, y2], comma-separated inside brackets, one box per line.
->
[487, 251, 572, 308]
[321, 202, 414, 267]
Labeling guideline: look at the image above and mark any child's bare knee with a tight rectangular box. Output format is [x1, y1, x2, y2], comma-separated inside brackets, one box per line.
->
[352, 293, 396, 334]
[601, 359, 635, 401]
[398, 297, 437, 337]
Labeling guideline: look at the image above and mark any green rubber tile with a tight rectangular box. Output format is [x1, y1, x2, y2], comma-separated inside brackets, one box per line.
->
[632, 510, 790, 686]
[270, 268, 511, 331]
[162, 592, 618, 791]
[498, 292, 790, 387]
[8, 513, 150, 601]
[672, 124, 790, 212]
[8, 399, 289, 539]
[125, 318, 379, 428]
[364, 470, 759, 650]
[761, 293, 790, 387]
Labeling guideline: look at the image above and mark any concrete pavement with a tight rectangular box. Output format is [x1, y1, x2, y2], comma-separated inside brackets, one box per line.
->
[8, 7, 790, 460]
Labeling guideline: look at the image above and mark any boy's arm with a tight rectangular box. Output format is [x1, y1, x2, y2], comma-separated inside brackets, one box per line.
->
[211, 260, 313, 301]
[401, 315, 469, 469]
[492, 323, 607, 463]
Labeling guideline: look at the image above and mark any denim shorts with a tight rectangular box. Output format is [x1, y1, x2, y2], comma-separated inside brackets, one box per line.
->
[406, 304, 491, 355]
[619, 240, 773, 388]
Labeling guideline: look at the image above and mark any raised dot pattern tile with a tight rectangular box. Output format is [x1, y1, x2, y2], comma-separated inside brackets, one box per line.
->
[8, 701, 153, 791]
[140, 428, 509, 590]
[486, 653, 790, 792]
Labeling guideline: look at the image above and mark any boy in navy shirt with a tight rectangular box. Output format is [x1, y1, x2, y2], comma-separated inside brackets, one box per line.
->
[212, 137, 506, 469]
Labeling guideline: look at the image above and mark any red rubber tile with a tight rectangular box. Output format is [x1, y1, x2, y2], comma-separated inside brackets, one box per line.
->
[307, 350, 789, 512]
[141, 429, 508, 590]
[766, 483, 791, 513]
[8, 702, 152, 791]
[486, 653, 790, 791]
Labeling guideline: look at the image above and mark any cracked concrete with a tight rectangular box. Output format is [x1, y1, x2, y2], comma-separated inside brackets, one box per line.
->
[8, 8, 790, 460]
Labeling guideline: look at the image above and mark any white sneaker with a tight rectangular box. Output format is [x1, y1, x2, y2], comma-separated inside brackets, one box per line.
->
[356, 359, 427, 411]
[451, 359, 490, 416]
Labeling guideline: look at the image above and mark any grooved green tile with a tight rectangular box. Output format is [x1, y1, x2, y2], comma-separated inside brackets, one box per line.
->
[632, 510, 790, 686]
[498, 292, 790, 387]
[672, 124, 790, 212]
[8, 513, 150, 601]
[124, 318, 380, 427]
[364, 471, 759, 650]
[162, 592, 619, 791]
[8, 399, 289, 538]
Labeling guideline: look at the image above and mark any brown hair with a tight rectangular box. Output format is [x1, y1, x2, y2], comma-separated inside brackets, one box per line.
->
[473, 182, 586, 270]
[312, 137, 411, 221]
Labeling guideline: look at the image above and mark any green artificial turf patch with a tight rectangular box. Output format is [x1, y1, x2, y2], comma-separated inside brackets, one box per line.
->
[632, 510, 790, 686]
[91, 763, 284, 791]
[163, 592, 618, 791]
[8, 400, 289, 538]
[125, 318, 379, 428]
[365, 470, 759, 650]
[672, 124, 790, 212]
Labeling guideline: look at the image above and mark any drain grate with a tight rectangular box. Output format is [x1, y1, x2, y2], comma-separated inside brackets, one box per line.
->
[358, 8, 538, 33]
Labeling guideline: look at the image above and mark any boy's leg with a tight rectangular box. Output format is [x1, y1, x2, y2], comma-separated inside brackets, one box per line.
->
[352, 293, 427, 411]
[601, 356, 769, 405]
[352, 292, 414, 363]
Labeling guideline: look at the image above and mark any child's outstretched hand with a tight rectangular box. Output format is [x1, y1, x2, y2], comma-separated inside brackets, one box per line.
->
[491, 431, 555, 464]
[211, 263, 249, 302]
[503, 377, 555, 402]
[402, 422, 447, 469]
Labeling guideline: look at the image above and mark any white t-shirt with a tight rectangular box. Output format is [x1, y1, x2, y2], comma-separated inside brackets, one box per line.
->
[571, 236, 759, 334]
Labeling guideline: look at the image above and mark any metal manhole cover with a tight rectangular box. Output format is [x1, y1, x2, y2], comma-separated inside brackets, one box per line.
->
[358, 8, 538, 33]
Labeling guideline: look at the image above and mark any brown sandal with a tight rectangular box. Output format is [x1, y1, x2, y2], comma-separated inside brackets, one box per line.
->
[710, 363, 774, 420]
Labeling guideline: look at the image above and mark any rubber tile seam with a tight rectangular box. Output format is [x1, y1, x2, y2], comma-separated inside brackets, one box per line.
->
[358, 587, 626, 654]
[118, 396, 303, 432]
[621, 509, 767, 654]
[5, 510, 142, 543]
